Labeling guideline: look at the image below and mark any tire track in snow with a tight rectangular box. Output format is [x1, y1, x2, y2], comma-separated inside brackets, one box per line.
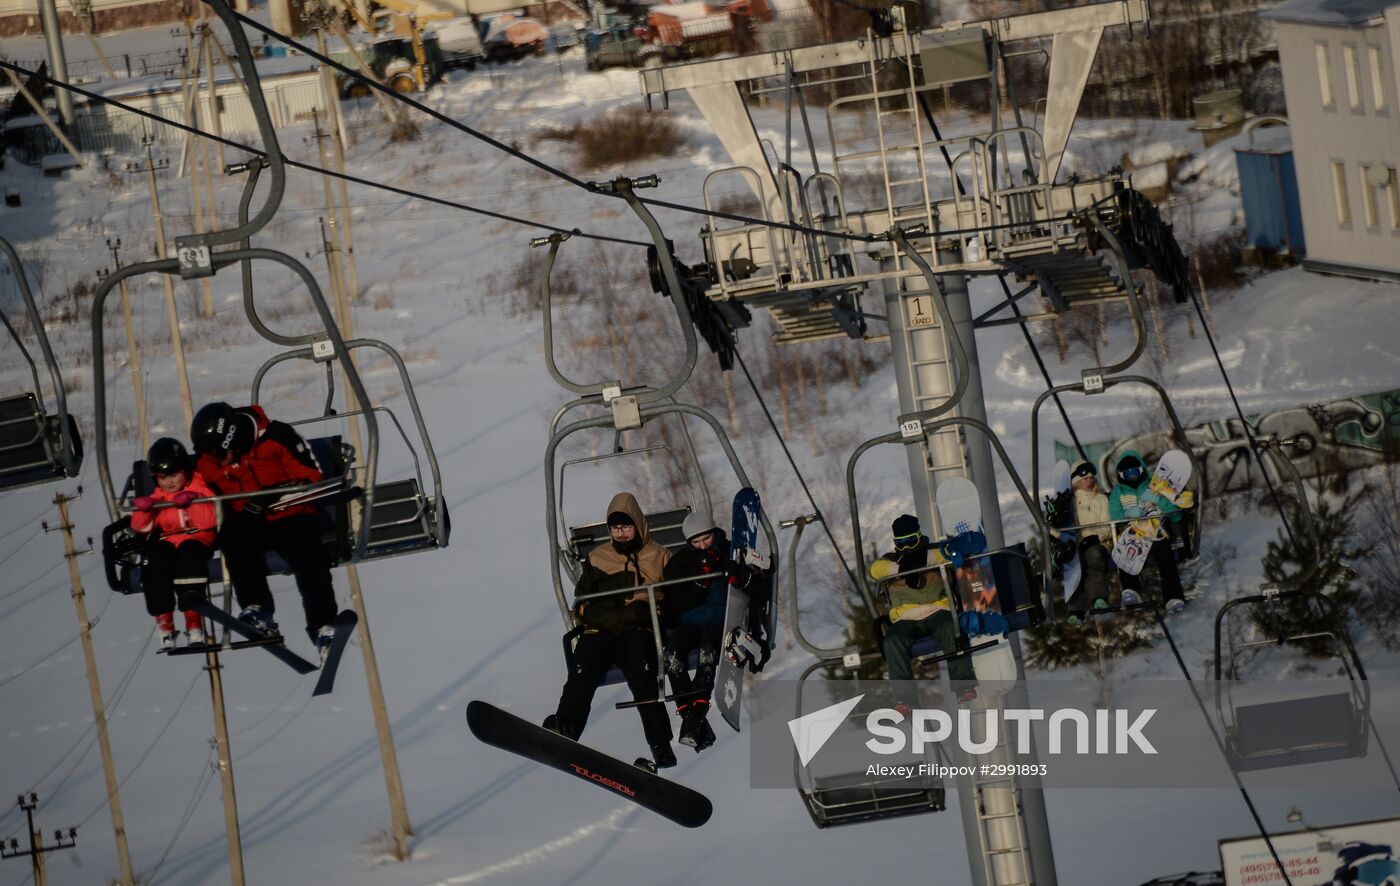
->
[423, 805, 632, 885]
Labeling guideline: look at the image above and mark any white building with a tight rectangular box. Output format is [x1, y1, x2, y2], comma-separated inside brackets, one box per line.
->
[1263, 0, 1400, 281]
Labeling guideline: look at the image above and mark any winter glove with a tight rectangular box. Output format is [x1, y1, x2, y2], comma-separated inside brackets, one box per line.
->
[171, 490, 199, 508]
[132, 496, 156, 512]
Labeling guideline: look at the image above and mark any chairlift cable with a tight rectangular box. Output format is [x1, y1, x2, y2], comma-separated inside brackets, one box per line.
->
[733, 347, 859, 587]
[0, 60, 647, 248]
[224, 14, 891, 246]
[1154, 609, 1296, 886]
[997, 275, 1089, 463]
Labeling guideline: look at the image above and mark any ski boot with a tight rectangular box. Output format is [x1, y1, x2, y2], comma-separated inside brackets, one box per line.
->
[184, 610, 205, 646]
[314, 624, 337, 666]
[678, 702, 716, 752]
[156, 612, 177, 650]
[635, 742, 676, 773]
[1120, 589, 1142, 608]
[1165, 598, 1187, 615]
[237, 605, 278, 635]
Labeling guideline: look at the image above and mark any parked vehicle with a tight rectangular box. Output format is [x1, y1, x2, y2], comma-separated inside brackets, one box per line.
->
[428, 17, 485, 71]
[584, 24, 659, 71]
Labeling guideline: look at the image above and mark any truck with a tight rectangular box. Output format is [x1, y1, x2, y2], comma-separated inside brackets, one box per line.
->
[584, 23, 659, 71]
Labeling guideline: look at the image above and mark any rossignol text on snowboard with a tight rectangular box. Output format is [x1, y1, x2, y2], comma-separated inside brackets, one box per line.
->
[466, 701, 712, 828]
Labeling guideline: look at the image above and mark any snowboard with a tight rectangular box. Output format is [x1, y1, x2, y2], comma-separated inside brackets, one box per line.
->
[933, 477, 1017, 681]
[1148, 449, 1192, 501]
[1044, 460, 1082, 602]
[181, 596, 319, 674]
[312, 609, 359, 696]
[466, 701, 713, 829]
[714, 487, 771, 734]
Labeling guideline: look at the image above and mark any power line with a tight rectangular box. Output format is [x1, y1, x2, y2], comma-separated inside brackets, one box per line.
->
[225, 13, 886, 247]
[143, 748, 216, 886]
[0, 59, 646, 248]
[733, 345, 859, 587]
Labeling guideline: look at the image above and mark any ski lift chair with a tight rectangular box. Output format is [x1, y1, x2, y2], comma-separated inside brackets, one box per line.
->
[548, 403, 777, 691]
[1214, 588, 1369, 772]
[847, 414, 1050, 650]
[0, 237, 82, 491]
[1029, 376, 1204, 621]
[253, 341, 450, 564]
[793, 660, 946, 829]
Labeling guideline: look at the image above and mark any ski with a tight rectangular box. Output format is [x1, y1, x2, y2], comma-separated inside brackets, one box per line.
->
[466, 700, 712, 828]
[184, 598, 319, 674]
[312, 609, 359, 696]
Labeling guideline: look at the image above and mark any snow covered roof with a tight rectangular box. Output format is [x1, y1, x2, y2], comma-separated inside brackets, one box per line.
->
[1262, 0, 1399, 25]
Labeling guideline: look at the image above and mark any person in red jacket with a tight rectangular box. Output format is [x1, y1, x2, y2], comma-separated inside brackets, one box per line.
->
[190, 402, 338, 655]
[131, 438, 217, 650]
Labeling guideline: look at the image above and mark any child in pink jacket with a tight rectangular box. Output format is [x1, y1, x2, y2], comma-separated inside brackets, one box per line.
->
[131, 438, 218, 649]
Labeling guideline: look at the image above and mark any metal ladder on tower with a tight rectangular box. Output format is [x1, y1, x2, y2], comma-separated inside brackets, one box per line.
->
[969, 714, 1034, 886]
[867, 17, 968, 535]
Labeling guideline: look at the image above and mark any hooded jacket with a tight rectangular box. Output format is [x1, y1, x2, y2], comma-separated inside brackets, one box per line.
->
[194, 405, 325, 522]
[1070, 461, 1112, 542]
[574, 492, 672, 633]
[131, 473, 218, 547]
[1107, 449, 1179, 523]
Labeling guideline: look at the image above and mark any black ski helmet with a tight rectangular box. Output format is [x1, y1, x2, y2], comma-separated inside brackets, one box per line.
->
[147, 437, 192, 477]
[1116, 454, 1145, 485]
[191, 402, 253, 456]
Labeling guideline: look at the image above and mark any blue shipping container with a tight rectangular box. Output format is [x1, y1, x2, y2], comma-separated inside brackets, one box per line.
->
[1235, 147, 1306, 255]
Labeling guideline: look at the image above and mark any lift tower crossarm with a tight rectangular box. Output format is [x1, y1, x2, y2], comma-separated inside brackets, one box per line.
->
[639, 0, 1147, 96]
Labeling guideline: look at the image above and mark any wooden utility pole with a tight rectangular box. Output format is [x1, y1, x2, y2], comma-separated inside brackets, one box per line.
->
[0, 794, 77, 886]
[201, 573, 246, 886]
[315, 28, 362, 301]
[47, 496, 135, 886]
[104, 239, 149, 454]
[319, 208, 414, 860]
[129, 138, 195, 431]
[202, 23, 226, 173]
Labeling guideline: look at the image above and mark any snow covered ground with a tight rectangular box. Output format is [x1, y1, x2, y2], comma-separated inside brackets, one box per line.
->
[2, 16, 1399, 886]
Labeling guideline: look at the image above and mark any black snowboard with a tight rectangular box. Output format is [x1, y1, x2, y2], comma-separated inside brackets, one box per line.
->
[312, 609, 359, 696]
[466, 700, 712, 828]
[184, 597, 318, 675]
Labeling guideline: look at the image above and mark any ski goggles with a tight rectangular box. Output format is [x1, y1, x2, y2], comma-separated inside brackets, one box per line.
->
[893, 532, 922, 550]
[1071, 463, 1097, 480]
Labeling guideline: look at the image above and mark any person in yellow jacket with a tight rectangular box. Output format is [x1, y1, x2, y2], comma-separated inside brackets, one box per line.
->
[871, 514, 975, 702]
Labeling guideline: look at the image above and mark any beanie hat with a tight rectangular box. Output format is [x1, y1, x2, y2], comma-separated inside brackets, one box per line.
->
[607, 511, 635, 528]
[891, 514, 920, 543]
[682, 511, 718, 541]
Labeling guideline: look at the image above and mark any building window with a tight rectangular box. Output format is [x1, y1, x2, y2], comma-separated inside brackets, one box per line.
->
[1370, 46, 1388, 113]
[1343, 44, 1362, 110]
[1317, 42, 1334, 108]
[1333, 162, 1351, 224]
[1387, 168, 1400, 230]
[1361, 166, 1380, 226]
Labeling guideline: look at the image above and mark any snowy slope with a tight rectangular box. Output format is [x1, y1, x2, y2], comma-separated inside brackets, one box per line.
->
[2, 28, 1399, 886]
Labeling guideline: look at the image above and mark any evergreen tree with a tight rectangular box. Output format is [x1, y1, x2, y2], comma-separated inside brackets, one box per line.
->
[1251, 492, 1369, 657]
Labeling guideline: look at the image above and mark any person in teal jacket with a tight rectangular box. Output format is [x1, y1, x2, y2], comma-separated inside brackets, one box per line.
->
[1107, 450, 1188, 613]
